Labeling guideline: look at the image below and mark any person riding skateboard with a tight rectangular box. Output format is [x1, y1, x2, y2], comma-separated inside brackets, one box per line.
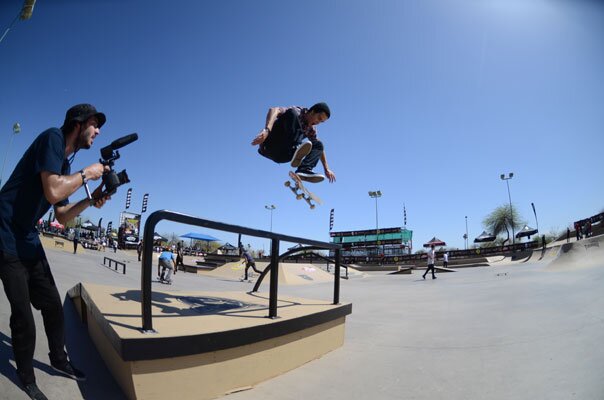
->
[158, 247, 176, 284]
[241, 247, 261, 281]
[251, 102, 336, 183]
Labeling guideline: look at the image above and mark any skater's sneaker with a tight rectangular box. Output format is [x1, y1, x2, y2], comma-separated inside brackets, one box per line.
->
[290, 141, 312, 168]
[23, 383, 48, 400]
[51, 361, 86, 381]
[296, 170, 325, 183]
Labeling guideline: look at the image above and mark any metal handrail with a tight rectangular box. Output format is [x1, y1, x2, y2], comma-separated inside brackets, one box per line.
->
[141, 210, 341, 332]
[103, 256, 126, 274]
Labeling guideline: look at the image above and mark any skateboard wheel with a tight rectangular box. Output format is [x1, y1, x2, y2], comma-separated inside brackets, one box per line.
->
[310, 204, 316, 209]
[285, 181, 291, 187]
[296, 194, 304, 200]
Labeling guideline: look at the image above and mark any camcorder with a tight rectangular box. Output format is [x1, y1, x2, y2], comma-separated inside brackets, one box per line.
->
[83, 133, 139, 200]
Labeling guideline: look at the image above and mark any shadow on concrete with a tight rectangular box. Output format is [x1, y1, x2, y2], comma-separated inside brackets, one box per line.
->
[0, 331, 57, 388]
[62, 297, 126, 400]
[1, 314, 115, 399]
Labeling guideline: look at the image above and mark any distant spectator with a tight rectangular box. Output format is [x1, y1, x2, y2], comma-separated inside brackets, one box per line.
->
[574, 222, 581, 241]
[423, 244, 437, 280]
[176, 241, 184, 270]
[566, 228, 570, 243]
[73, 234, 79, 254]
[586, 220, 592, 238]
[137, 240, 143, 262]
[442, 252, 449, 268]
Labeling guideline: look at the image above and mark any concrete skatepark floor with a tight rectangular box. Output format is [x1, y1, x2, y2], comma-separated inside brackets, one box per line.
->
[1, 240, 603, 400]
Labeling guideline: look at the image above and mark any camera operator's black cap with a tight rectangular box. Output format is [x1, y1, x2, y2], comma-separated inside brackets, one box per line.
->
[61, 103, 106, 130]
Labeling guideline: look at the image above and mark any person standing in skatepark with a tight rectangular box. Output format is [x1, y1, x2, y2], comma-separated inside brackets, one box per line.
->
[0, 104, 112, 399]
[423, 244, 437, 280]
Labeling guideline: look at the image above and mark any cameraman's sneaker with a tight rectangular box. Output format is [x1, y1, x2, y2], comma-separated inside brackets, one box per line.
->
[295, 170, 325, 183]
[51, 361, 86, 381]
[23, 383, 48, 400]
[290, 141, 312, 168]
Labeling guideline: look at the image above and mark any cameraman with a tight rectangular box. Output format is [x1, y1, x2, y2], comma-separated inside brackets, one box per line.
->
[0, 104, 112, 399]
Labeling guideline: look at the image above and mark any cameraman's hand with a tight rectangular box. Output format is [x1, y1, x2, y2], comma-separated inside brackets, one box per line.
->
[83, 163, 109, 181]
[90, 183, 111, 209]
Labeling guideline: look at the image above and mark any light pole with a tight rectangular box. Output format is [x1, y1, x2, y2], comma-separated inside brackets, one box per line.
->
[464, 216, 468, 250]
[0, 1, 36, 44]
[500, 173, 515, 244]
[368, 190, 382, 255]
[0, 123, 21, 189]
[264, 205, 276, 232]
[531, 202, 539, 232]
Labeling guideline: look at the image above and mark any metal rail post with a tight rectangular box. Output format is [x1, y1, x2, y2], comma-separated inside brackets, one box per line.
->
[268, 239, 280, 318]
[334, 248, 341, 304]
[141, 212, 159, 332]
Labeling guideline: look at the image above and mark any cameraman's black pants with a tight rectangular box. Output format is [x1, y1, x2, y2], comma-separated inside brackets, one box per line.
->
[0, 252, 67, 385]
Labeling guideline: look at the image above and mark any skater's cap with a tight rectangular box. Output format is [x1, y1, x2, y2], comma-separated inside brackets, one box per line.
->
[309, 102, 330, 118]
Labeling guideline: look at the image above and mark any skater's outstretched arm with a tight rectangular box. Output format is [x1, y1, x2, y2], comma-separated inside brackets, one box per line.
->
[320, 151, 336, 183]
[251, 107, 284, 145]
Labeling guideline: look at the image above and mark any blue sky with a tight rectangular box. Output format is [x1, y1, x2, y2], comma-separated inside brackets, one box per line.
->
[1, 0, 603, 252]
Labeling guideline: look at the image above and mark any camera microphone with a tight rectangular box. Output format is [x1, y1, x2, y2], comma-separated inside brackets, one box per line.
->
[100, 133, 138, 160]
[110, 133, 138, 150]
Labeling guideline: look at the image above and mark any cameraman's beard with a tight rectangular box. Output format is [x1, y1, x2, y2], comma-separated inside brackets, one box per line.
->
[77, 127, 92, 150]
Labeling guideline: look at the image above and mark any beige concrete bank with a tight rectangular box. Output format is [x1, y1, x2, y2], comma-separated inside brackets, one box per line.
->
[68, 283, 351, 400]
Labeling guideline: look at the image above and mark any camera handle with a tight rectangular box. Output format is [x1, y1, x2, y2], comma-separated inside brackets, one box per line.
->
[83, 182, 93, 200]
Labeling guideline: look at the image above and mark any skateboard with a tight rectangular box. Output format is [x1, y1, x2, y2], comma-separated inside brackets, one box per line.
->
[240, 270, 255, 282]
[285, 171, 322, 209]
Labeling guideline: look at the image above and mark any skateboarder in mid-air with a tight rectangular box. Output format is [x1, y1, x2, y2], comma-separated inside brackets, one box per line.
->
[251, 102, 336, 183]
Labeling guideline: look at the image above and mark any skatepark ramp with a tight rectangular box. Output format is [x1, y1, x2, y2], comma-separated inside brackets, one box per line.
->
[546, 235, 604, 271]
[485, 235, 604, 270]
[68, 210, 351, 400]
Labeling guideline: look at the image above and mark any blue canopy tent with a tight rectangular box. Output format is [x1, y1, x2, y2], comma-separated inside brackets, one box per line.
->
[180, 232, 220, 251]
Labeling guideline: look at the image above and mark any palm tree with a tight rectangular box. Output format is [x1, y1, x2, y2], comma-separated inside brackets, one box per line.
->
[483, 204, 525, 245]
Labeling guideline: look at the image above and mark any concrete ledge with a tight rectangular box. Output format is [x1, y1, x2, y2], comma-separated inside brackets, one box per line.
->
[67, 283, 351, 400]
[389, 267, 413, 275]
[352, 265, 400, 272]
[182, 264, 215, 274]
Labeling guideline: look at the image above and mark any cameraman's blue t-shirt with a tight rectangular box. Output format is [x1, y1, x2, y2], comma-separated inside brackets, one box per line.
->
[0, 128, 70, 259]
